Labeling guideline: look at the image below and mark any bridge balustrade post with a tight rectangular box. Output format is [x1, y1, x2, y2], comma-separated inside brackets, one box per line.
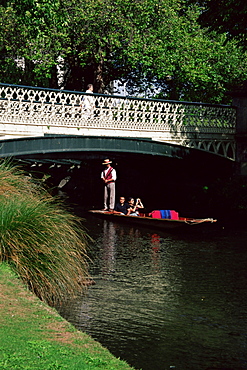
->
[231, 85, 247, 176]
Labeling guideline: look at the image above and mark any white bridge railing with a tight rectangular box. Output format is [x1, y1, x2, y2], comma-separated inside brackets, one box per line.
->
[0, 83, 236, 159]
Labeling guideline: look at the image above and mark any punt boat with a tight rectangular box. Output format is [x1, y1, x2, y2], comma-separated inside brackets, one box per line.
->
[88, 210, 217, 230]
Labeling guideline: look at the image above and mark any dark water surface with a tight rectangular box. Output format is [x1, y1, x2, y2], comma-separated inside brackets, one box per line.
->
[57, 213, 247, 370]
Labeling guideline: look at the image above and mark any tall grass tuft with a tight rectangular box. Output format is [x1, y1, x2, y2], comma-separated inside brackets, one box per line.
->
[0, 160, 89, 305]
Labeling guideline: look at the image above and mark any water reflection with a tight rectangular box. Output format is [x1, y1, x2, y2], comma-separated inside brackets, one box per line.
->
[57, 217, 247, 370]
[151, 233, 161, 273]
[101, 220, 117, 278]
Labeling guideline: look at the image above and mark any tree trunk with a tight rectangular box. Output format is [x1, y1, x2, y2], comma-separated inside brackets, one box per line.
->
[49, 65, 59, 89]
[94, 58, 105, 93]
[63, 55, 85, 92]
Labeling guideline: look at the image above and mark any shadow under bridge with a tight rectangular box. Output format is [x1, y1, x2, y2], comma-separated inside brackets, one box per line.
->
[0, 134, 233, 211]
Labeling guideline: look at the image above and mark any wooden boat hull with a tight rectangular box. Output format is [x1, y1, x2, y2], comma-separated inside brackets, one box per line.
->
[88, 210, 217, 230]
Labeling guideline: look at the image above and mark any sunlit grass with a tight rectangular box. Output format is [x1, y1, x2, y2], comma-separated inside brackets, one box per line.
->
[0, 160, 89, 305]
[0, 264, 135, 370]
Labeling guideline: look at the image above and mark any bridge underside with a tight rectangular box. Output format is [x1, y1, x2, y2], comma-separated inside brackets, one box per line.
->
[0, 135, 231, 161]
[0, 135, 193, 159]
[0, 135, 234, 212]
[0, 134, 233, 182]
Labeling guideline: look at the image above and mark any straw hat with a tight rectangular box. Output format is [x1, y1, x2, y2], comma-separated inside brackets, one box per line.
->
[102, 159, 112, 165]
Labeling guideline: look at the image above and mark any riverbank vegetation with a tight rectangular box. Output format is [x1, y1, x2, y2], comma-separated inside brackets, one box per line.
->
[0, 160, 89, 305]
[181, 174, 247, 228]
[0, 263, 135, 370]
[206, 177, 247, 227]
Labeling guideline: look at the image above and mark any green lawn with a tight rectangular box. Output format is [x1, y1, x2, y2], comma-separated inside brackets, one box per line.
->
[0, 263, 136, 370]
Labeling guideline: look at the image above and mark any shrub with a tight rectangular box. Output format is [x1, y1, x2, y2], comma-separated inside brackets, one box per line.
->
[0, 160, 89, 305]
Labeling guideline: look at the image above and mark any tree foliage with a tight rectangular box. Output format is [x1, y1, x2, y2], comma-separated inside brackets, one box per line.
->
[196, 0, 247, 47]
[0, 0, 247, 103]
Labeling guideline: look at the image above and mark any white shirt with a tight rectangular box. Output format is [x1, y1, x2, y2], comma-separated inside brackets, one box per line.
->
[101, 167, 117, 181]
[82, 89, 94, 111]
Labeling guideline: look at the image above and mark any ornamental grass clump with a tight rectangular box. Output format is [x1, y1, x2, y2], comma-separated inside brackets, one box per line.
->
[0, 160, 89, 305]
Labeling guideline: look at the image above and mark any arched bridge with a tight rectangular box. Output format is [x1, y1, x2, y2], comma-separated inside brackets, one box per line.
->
[0, 82, 236, 160]
[0, 135, 191, 160]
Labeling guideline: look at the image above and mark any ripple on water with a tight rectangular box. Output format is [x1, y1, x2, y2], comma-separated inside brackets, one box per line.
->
[57, 219, 247, 370]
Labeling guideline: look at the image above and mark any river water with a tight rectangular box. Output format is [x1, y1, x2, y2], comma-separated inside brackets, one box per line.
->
[57, 212, 247, 370]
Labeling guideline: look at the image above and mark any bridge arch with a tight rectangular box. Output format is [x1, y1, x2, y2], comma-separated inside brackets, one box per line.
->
[0, 135, 193, 159]
[0, 134, 233, 211]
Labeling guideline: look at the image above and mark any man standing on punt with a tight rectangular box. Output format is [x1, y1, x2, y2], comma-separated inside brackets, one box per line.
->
[101, 159, 117, 211]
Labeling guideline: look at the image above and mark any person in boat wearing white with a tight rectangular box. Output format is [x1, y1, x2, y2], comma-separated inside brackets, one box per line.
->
[101, 159, 117, 211]
[127, 197, 144, 216]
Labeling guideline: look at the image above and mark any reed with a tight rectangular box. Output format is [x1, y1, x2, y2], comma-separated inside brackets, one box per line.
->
[0, 160, 89, 305]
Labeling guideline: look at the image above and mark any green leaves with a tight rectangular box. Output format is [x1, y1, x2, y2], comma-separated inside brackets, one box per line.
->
[198, 0, 247, 47]
[1, 0, 247, 102]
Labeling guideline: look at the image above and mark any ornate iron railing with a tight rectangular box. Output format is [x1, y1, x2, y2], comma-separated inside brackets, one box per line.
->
[0, 83, 236, 159]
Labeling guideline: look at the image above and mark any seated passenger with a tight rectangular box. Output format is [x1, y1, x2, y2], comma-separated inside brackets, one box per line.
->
[136, 198, 144, 210]
[127, 197, 144, 216]
[114, 196, 129, 215]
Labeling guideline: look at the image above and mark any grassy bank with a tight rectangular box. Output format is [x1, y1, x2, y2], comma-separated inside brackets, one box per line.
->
[0, 263, 135, 370]
[0, 160, 136, 368]
[0, 160, 89, 305]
